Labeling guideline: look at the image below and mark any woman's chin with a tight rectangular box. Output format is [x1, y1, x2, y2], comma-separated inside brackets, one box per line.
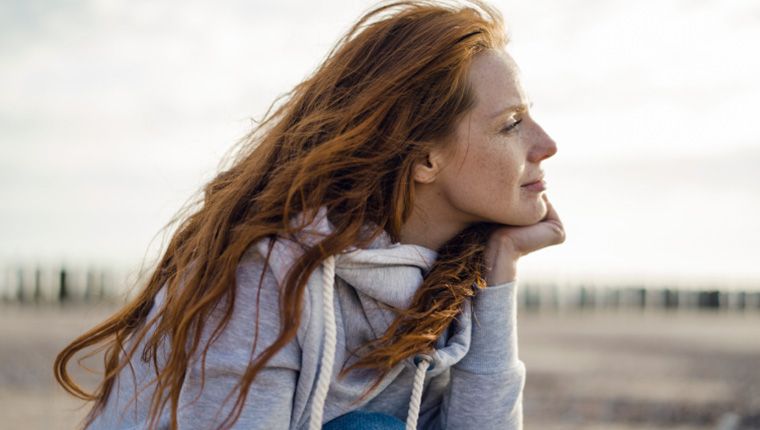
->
[481, 199, 548, 226]
[513, 201, 548, 225]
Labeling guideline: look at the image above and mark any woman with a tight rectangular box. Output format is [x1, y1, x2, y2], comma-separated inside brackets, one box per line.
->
[54, 1, 564, 429]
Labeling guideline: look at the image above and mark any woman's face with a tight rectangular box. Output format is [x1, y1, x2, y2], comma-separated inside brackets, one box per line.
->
[431, 49, 557, 227]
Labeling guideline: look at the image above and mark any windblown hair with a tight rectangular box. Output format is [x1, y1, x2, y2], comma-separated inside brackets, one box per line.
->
[54, 1, 508, 429]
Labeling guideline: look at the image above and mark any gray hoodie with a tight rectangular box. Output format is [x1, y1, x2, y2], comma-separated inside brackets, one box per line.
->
[89, 206, 525, 429]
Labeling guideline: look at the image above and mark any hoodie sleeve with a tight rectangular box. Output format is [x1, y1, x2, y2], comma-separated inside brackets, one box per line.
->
[436, 280, 525, 429]
[175, 251, 309, 429]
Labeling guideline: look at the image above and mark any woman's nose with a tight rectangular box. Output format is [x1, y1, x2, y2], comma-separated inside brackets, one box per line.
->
[528, 122, 557, 162]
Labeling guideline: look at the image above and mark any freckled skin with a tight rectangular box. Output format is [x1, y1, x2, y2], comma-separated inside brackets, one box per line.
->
[400, 49, 560, 251]
[435, 49, 558, 227]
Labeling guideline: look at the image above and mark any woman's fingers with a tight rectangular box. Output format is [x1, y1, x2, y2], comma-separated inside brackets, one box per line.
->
[483, 195, 566, 283]
[504, 195, 566, 255]
[485, 195, 566, 257]
[540, 194, 566, 246]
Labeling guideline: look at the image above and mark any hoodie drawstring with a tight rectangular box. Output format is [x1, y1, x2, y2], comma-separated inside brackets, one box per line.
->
[308, 255, 430, 430]
[309, 255, 337, 430]
[406, 355, 431, 430]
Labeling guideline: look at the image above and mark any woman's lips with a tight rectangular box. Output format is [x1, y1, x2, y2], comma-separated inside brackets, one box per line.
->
[521, 179, 546, 192]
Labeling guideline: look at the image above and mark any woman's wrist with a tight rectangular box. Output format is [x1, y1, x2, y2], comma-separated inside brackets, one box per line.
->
[483, 231, 520, 286]
[484, 247, 519, 286]
[485, 260, 517, 285]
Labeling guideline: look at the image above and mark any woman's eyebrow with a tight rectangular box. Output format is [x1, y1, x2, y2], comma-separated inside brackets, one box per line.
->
[490, 101, 534, 119]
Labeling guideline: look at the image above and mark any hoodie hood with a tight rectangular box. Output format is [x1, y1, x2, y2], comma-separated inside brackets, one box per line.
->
[256, 206, 474, 429]
[290, 205, 439, 307]
[291, 206, 473, 371]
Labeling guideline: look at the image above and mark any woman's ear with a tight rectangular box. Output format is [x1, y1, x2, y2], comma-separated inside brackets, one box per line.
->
[412, 147, 447, 184]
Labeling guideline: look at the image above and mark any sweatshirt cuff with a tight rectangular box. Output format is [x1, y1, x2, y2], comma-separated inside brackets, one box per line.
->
[456, 280, 519, 373]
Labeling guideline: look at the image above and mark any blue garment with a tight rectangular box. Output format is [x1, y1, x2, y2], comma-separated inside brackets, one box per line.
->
[323, 410, 405, 430]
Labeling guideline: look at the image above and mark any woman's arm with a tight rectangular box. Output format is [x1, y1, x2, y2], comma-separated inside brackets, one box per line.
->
[436, 280, 525, 429]
[434, 195, 564, 429]
[176, 251, 307, 429]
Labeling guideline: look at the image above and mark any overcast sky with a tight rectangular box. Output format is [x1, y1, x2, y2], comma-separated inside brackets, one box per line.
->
[1, 0, 759, 288]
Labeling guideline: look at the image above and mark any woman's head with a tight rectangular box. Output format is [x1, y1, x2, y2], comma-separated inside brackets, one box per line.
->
[250, 0, 511, 243]
[54, 2, 532, 429]
[404, 49, 557, 249]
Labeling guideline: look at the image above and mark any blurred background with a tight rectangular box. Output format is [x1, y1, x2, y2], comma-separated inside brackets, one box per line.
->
[1, 0, 759, 429]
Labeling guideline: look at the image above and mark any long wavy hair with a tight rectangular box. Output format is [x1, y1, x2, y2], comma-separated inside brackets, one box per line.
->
[54, 1, 508, 429]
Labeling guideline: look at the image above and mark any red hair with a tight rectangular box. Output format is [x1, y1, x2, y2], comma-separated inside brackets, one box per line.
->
[54, 1, 508, 429]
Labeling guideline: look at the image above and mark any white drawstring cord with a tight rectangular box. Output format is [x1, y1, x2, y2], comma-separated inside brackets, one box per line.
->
[405, 355, 431, 430]
[308, 254, 431, 430]
[308, 255, 337, 430]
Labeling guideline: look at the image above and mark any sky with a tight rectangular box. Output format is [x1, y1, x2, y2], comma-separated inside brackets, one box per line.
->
[1, 0, 759, 289]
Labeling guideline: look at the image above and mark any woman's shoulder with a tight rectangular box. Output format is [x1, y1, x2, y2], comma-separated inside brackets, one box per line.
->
[234, 235, 316, 343]
[239, 234, 310, 286]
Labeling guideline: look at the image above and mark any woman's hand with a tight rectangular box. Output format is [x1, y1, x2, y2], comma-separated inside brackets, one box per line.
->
[483, 194, 566, 285]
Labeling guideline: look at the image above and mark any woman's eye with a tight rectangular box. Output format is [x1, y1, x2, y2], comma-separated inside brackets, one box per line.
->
[501, 119, 522, 134]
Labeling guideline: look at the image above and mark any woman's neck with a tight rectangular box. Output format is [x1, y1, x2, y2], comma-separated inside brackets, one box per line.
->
[398, 189, 468, 252]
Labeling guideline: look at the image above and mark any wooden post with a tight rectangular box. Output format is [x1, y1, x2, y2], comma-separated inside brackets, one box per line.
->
[697, 290, 720, 310]
[59, 267, 69, 303]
